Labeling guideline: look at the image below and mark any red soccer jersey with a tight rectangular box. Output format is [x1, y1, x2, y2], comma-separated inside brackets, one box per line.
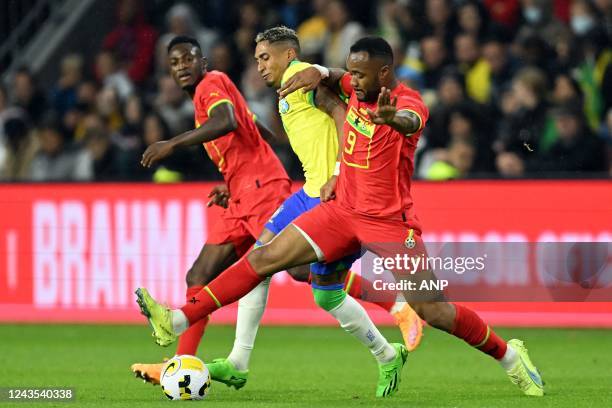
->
[335, 73, 429, 225]
[193, 70, 289, 198]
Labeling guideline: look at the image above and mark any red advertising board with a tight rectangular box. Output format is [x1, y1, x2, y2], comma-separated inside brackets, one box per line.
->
[0, 181, 610, 327]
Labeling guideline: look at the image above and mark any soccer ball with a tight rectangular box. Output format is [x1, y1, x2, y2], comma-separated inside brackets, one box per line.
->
[160, 355, 211, 401]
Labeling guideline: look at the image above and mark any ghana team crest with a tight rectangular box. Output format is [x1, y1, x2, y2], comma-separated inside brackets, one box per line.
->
[404, 229, 416, 249]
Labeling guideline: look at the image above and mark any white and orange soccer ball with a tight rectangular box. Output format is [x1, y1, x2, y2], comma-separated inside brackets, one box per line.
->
[160, 355, 211, 401]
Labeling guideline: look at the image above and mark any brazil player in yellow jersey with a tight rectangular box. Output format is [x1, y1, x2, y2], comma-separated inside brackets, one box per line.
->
[204, 27, 423, 395]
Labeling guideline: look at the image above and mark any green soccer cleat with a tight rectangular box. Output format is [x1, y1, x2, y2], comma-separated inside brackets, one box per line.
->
[206, 358, 249, 390]
[376, 343, 408, 397]
[135, 288, 177, 347]
[506, 339, 544, 397]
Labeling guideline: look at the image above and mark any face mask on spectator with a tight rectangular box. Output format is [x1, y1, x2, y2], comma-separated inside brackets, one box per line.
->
[524, 7, 542, 24]
[571, 15, 595, 35]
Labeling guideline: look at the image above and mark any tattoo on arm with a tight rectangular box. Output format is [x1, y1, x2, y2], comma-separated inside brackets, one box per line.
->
[314, 86, 347, 159]
[391, 110, 421, 135]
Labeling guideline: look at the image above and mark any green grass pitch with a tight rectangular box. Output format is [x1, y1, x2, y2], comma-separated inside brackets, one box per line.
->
[1, 324, 611, 407]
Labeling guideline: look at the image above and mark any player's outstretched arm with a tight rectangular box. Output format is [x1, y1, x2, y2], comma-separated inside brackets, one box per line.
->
[255, 118, 285, 144]
[278, 66, 346, 98]
[366, 87, 421, 135]
[314, 84, 345, 202]
[314, 85, 347, 141]
[141, 103, 237, 168]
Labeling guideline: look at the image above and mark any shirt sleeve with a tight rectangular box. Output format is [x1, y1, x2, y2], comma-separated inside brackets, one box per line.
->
[396, 92, 429, 134]
[201, 77, 234, 117]
[339, 72, 353, 102]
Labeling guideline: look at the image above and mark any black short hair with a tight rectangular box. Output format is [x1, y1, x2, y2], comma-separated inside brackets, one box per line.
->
[255, 26, 300, 52]
[167, 36, 201, 54]
[349, 37, 393, 65]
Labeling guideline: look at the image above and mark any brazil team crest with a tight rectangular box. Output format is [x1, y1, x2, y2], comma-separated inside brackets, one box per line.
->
[279, 98, 290, 114]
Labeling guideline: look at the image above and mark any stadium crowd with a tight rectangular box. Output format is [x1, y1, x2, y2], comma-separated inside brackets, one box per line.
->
[0, 0, 610, 182]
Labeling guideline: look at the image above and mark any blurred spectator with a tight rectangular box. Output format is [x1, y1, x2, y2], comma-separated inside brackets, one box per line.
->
[75, 80, 99, 112]
[396, 65, 425, 91]
[103, 95, 143, 169]
[278, 0, 309, 29]
[29, 119, 92, 181]
[11, 68, 47, 125]
[102, 0, 157, 84]
[495, 67, 554, 176]
[513, 30, 557, 73]
[119, 94, 144, 143]
[423, 0, 458, 48]
[95, 87, 124, 133]
[142, 112, 205, 182]
[569, 0, 599, 36]
[377, 0, 410, 52]
[447, 104, 494, 172]
[419, 36, 450, 91]
[574, 27, 612, 131]
[156, 3, 219, 77]
[297, 0, 327, 61]
[484, 0, 520, 29]
[593, 0, 612, 38]
[424, 69, 470, 149]
[241, 63, 277, 130]
[424, 139, 476, 180]
[518, 0, 566, 48]
[0, 117, 38, 181]
[2, 0, 610, 182]
[457, 0, 491, 41]
[598, 110, 612, 173]
[482, 37, 519, 105]
[84, 127, 125, 181]
[234, 2, 264, 63]
[0, 84, 26, 138]
[296, 0, 328, 61]
[95, 50, 134, 101]
[454, 33, 490, 103]
[208, 41, 243, 84]
[322, 0, 364, 68]
[552, 72, 584, 107]
[530, 102, 608, 173]
[154, 75, 193, 136]
[49, 54, 84, 117]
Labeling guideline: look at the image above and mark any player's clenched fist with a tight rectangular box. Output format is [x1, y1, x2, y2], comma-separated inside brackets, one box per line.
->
[320, 176, 337, 202]
[141, 141, 175, 168]
[207, 184, 230, 208]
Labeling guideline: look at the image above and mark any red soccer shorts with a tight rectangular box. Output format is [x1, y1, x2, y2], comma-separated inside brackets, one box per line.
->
[207, 179, 291, 257]
[292, 199, 427, 265]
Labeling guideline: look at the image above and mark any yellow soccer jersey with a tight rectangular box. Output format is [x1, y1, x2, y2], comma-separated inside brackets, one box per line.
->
[279, 60, 338, 197]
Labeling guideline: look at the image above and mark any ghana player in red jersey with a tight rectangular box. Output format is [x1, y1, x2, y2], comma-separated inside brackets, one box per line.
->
[131, 35, 291, 384]
[136, 37, 544, 398]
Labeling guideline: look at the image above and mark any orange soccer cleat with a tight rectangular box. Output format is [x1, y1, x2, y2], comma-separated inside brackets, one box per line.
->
[131, 362, 165, 385]
[392, 303, 423, 352]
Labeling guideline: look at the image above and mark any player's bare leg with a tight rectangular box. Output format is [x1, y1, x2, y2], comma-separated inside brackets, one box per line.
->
[406, 298, 543, 396]
[132, 243, 237, 385]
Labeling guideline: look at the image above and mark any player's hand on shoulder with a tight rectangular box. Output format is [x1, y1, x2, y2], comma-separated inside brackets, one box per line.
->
[320, 176, 338, 202]
[141, 141, 175, 168]
[207, 184, 230, 208]
[366, 87, 397, 125]
[278, 66, 322, 98]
